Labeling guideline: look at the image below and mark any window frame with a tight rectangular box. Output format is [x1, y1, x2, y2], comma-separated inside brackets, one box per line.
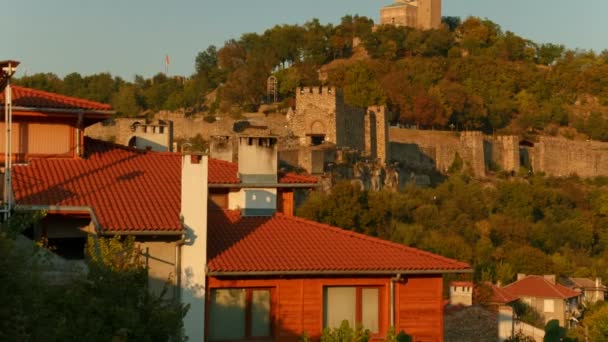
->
[323, 286, 382, 335]
[208, 287, 274, 342]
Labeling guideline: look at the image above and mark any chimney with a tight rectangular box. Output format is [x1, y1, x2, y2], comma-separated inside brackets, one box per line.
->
[180, 153, 208, 341]
[237, 136, 278, 216]
[544, 274, 556, 284]
[517, 273, 526, 281]
[596, 277, 602, 288]
[209, 135, 234, 162]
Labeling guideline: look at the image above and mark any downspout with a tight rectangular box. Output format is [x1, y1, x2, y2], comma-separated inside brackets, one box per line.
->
[390, 273, 402, 328]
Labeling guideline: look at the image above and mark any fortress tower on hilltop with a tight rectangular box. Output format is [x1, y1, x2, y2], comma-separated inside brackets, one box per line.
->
[380, 0, 442, 30]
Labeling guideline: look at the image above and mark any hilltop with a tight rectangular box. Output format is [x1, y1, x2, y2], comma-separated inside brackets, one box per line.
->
[13, 15, 608, 143]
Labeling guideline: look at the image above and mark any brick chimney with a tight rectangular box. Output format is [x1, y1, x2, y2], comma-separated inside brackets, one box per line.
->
[180, 153, 208, 341]
[544, 274, 556, 284]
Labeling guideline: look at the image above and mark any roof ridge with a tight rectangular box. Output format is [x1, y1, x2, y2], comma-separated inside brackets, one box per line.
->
[274, 212, 469, 268]
[503, 275, 579, 299]
[85, 137, 179, 157]
[11, 85, 112, 110]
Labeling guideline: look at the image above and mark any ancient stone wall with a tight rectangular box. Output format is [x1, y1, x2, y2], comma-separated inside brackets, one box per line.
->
[85, 119, 175, 151]
[337, 102, 366, 151]
[486, 135, 520, 172]
[530, 136, 608, 177]
[459, 131, 486, 177]
[278, 145, 336, 175]
[389, 129, 486, 177]
[389, 129, 459, 173]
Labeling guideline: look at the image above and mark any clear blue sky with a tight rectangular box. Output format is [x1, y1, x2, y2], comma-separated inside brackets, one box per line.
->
[4, 0, 607, 80]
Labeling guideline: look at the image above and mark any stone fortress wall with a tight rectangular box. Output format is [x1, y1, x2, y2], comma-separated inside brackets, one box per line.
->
[86, 89, 608, 179]
[389, 128, 608, 178]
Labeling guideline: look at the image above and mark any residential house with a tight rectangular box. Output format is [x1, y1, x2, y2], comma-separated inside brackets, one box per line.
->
[3, 67, 472, 341]
[560, 277, 606, 304]
[500, 274, 580, 327]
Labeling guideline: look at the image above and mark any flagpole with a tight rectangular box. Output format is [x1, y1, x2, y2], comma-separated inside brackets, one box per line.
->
[165, 54, 170, 75]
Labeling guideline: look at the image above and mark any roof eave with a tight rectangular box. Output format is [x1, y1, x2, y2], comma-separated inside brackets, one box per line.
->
[14, 204, 182, 236]
[11, 106, 115, 116]
[208, 268, 473, 277]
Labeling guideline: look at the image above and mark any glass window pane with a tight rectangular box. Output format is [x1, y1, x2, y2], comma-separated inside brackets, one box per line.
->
[251, 290, 271, 337]
[209, 289, 246, 340]
[324, 287, 356, 329]
[361, 288, 379, 333]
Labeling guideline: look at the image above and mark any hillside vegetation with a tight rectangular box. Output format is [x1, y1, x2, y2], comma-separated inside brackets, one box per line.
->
[14, 15, 608, 140]
[298, 174, 608, 285]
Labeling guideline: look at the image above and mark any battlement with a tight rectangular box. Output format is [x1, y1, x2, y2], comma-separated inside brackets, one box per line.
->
[460, 131, 484, 138]
[297, 86, 340, 97]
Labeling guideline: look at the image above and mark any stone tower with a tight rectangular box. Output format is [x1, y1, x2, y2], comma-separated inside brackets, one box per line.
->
[416, 0, 441, 30]
[380, 0, 442, 30]
[291, 87, 340, 146]
[365, 106, 390, 164]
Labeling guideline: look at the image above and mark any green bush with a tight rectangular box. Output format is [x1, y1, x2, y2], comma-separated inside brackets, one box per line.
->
[321, 320, 370, 342]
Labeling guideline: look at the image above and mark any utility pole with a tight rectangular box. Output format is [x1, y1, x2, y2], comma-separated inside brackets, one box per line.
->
[0, 60, 19, 221]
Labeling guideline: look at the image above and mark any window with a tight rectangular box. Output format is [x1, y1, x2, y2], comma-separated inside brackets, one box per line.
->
[209, 288, 272, 341]
[544, 299, 554, 313]
[323, 287, 380, 333]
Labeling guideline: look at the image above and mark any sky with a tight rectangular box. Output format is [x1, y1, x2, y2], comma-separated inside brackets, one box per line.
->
[3, 0, 608, 80]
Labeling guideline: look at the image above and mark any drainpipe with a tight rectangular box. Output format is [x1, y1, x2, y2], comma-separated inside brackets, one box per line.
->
[390, 273, 402, 328]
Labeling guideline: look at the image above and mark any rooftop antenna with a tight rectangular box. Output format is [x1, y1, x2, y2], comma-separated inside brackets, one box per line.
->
[1, 60, 19, 220]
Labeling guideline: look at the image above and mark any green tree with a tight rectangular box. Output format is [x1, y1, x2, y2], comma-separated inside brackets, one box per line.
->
[343, 62, 386, 108]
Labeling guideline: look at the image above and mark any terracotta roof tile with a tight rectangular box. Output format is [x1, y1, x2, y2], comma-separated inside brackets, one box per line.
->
[3, 86, 112, 111]
[13, 139, 317, 232]
[208, 158, 239, 184]
[278, 172, 318, 184]
[13, 137, 181, 232]
[502, 275, 580, 299]
[490, 284, 518, 304]
[207, 210, 471, 274]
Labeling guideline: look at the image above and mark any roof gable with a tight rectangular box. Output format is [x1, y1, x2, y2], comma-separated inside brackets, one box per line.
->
[207, 210, 471, 274]
[502, 275, 580, 299]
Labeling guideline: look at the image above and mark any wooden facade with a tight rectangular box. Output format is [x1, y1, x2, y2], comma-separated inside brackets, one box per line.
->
[207, 274, 444, 342]
[0, 115, 81, 163]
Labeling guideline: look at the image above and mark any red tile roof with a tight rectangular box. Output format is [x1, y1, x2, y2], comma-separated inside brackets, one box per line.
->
[502, 275, 580, 299]
[207, 210, 471, 274]
[13, 139, 317, 232]
[279, 172, 318, 184]
[2, 85, 112, 111]
[491, 284, 518, 304]
[208, 158, 240, 184]
[13, 137, 182, 232]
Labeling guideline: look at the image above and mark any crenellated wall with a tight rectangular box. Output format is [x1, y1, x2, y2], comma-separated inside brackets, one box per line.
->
[291, 86, 341, 146]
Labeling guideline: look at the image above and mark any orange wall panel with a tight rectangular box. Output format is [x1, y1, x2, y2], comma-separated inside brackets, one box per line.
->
[396, 275, 444, 342]
[208, 275, 443, 342]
